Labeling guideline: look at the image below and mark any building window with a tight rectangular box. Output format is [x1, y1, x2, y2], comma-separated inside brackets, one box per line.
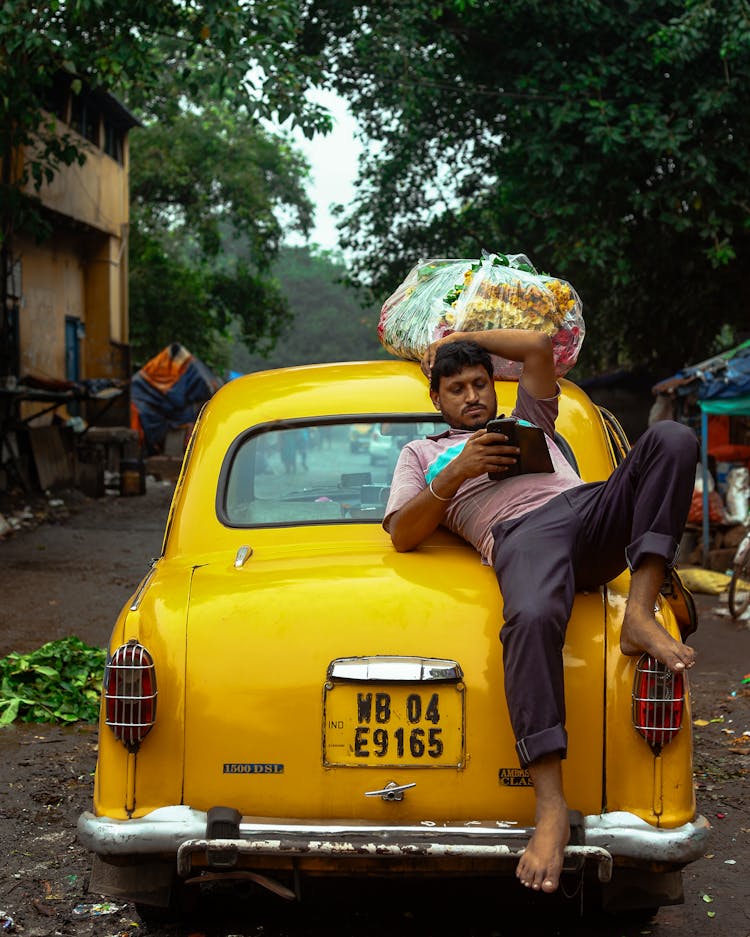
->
[103, 120, 124, 164]
[70, 92, 101, 146]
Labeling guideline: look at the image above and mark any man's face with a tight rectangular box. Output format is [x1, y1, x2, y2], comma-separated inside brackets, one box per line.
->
[430, 365, 497, 430]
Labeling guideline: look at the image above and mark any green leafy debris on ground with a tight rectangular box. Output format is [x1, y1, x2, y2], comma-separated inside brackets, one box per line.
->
[0, 637, 105, 725]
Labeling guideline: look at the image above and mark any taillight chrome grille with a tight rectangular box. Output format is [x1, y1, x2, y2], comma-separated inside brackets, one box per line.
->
[105, 641, 157, 751]
[632, 653, 684, 753]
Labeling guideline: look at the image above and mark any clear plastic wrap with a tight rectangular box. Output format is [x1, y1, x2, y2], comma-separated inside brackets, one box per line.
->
[378, 252, 585, 378]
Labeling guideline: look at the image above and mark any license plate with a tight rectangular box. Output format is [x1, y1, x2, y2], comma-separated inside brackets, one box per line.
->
[323, 684, 465, 767]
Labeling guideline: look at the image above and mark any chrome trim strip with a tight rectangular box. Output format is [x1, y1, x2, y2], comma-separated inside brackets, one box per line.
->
[327, 656, 463, 683]
[78, 807, 710, 869]
[129, 563, 157, 612]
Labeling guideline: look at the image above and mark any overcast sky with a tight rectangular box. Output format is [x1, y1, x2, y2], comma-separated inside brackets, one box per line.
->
[289, 89, 362, 253]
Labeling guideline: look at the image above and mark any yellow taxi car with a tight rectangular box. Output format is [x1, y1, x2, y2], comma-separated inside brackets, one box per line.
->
[77, 360, 709, 917]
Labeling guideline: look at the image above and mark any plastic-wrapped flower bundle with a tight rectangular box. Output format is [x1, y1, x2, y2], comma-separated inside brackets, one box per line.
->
[378, 252, 585, 378]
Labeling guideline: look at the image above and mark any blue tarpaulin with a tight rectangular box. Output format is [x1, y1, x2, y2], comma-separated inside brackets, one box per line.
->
[130, 344, 222, 454]
[653, 339, 750, 407]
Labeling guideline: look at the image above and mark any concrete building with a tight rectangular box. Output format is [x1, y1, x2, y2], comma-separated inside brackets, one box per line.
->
[0, 75, 140, 493]
[7, 74, 139, 422]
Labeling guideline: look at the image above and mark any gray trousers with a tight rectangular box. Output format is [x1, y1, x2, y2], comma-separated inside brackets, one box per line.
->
[490, 420, 699, 767]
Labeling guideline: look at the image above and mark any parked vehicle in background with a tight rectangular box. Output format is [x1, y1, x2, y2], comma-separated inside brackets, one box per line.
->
[367, 423, 398, 465]
[349, 423, 373, 453]
[78, 360, 708, 921]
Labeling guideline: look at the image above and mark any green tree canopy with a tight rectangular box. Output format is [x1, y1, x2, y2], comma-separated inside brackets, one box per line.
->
[231, 246, 387, 372]
[128, 108, 313, 367]
[305, 0, 750, 374]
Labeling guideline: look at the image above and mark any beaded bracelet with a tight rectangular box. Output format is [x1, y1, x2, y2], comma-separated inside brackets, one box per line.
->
[428, 479, 452, 502]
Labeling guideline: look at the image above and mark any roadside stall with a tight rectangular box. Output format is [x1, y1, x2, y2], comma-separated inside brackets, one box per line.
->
[0, 376, 130, 494]
[651, 341, 750, 565]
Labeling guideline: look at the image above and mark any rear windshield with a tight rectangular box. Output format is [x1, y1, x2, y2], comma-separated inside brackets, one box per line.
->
[220, 418, 447, 527]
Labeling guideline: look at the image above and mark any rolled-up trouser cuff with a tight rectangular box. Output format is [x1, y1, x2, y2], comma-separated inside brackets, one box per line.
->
[626, 532, 679, 572]
[515, 723, 568, 768]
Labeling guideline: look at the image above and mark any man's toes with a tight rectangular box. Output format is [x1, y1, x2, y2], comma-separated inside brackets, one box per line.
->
[671, 644, 696, 672]
[517, 857, 539, 889]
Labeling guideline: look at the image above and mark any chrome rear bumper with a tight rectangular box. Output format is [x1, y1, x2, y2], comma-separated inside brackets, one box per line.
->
[78, 807, 710, 882]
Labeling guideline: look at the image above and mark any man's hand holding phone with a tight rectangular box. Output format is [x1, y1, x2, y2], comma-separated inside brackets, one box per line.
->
[485, 418, 521, 480]
[485, 417, 554, 479]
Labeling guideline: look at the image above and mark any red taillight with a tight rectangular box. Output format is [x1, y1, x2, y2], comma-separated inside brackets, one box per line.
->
[105, 641, 157, 751]
[632, 654, 684, 753]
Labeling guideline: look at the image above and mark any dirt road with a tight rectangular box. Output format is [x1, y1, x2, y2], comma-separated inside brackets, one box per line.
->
[0, 483, 748, 936]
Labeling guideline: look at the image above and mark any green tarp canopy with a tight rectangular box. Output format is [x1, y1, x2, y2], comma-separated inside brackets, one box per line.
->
[699, 394, 750, 416]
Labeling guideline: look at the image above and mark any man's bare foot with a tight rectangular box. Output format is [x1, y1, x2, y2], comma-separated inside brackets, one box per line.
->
[516, 797, 569, 893]
[621, 604, 695, 672]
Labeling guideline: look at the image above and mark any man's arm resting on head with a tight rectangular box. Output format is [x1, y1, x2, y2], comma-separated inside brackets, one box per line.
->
[423, 329, 556, 400]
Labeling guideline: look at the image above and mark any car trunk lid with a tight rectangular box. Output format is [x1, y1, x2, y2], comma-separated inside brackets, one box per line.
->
[182, 542, 605, 825]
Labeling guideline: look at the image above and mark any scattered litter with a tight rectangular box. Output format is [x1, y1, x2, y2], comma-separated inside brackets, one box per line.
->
[694, 719, 710, 727]
[715, 813, 727, 819]
[707, 910, 716, 918]
[32, 898, 55, 917]
[724, 859, 736, 864]
[420, 820, 436, 827]
[0, 498, 68, 538]
[0, 910, 14, 932]
[72, 901, 124, 916]
[702, 893, 714, 903]
[743, 673, 750, 685]
[704, 853, 715, 859]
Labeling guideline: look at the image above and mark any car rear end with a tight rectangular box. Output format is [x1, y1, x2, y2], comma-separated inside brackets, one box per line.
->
[78, 361, 708, 913]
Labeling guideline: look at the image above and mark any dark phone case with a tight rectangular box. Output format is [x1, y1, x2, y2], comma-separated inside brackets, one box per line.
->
[486, 418, 554, 480]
